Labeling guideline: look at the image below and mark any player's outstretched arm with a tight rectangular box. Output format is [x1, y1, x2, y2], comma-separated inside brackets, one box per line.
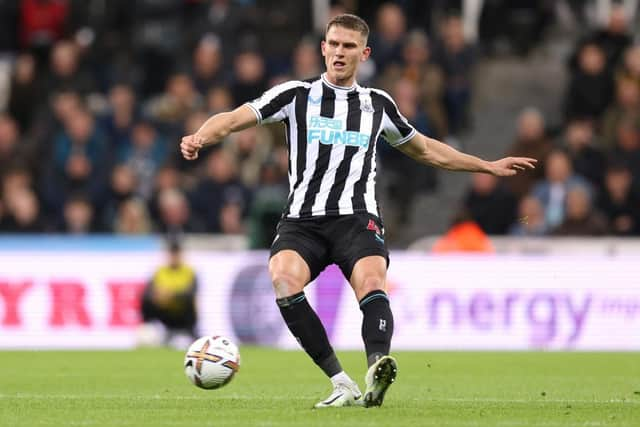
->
[180, 105, 258, 160]
[396, 133, 536, 176]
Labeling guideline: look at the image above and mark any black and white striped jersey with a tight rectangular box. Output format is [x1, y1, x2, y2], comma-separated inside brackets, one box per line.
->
[245, 73, 416, 219]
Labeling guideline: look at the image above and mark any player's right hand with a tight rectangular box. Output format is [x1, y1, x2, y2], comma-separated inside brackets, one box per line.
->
[180, 134, 204, 160]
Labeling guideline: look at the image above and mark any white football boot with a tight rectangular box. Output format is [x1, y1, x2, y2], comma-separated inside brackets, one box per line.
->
[314, 379, 362, 408]
[363, 355, 397, 407]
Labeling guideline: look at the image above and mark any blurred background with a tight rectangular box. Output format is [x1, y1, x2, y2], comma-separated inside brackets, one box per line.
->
[0, 0, 639, 351]
[0, 0, 639, 246]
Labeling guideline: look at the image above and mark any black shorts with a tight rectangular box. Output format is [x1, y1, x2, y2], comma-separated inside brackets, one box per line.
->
[270, 213, 389, 282]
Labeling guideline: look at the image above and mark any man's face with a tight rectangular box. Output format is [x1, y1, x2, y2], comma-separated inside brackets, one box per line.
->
[321, 26, 370, 85]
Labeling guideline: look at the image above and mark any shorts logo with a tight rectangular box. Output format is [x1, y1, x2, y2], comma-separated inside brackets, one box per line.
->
[379, 319, 387, 332]
[367, 219, 385, 244]
[366, 219, 381, 235]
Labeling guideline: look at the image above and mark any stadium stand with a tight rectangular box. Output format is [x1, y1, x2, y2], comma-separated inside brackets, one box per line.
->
[0, 0, 638, 248]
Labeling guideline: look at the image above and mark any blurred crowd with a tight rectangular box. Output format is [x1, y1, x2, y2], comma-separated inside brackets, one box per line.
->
[0, 0, 480, 245]
[460, 2, 640, 237]
[0, 0, 639, 245]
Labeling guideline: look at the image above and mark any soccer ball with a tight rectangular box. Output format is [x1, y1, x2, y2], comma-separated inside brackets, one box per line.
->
[184, 335, 240, 389]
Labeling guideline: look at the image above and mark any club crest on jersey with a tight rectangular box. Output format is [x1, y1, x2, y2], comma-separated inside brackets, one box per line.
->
[360, 98, 374, 113]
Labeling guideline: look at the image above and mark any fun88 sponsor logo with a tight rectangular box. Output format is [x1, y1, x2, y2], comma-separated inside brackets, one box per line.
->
[307, 116, 370, 148]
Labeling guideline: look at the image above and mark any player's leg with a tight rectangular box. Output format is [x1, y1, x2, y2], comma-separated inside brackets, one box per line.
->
[270, 234, 360, 407]
[349, 255, 394, 364]
[349, 255, 397, 408]
[332, 214, 396, 408]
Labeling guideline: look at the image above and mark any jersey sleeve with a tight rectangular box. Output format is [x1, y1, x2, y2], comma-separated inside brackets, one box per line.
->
[245, 80, 303, 124]
[373, 89, 417, 147]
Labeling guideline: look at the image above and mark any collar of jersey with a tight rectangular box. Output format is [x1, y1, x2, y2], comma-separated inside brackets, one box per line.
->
[321, 73, 357, 91]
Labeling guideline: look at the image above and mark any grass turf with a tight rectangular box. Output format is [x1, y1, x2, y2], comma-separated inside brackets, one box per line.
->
[0, 349, 638, 426]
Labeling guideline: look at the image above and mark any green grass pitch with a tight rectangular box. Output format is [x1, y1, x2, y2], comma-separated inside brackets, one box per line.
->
[0, 349, 638, 426]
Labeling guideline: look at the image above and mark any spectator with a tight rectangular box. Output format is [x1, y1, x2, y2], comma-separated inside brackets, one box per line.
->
[2, 187, 45, 233]
[552, 187, 608, 236]
[102, 163, 137, 230]
[114, 197, 152, 234]
[531, 150, 591, 230]
[230, 50, 268, 105]
[148, 164, 181, 223]
[596, 163, 638, 235]
[45, 40, 97, 96]
[618, 44, 640, 89]
[155, 188, 203, 234]
[562, 118, 606, 190]
[61, 193, 96, 234]
[1, 167, 33, 200]
[34, 89, 84, 142]
[505, 108, 553, 197]
[572, 4, 632, 72]
[44, 108, 109, 215]
[369, 3, 406, 71]
[224, 126, 274, 189]
[292, 36, 322, 80]
[146, 73, 203, 129]
[139, 239, 198, 348]
[190, 34, 228, 95]
[610, 118, 640, 182]
[119, 121, 168, 200]
[101, 83, 138, 151]
[379, 29, 447, 138]
[206, 86, 234, 115]
[601, 76, 640, 149]
[0, 114, 29, 181]
[190, 149, 251, 233]
[7, 53, 42, 132]
[378, 78, 437, 229]
[509, 195, 548, 236]
[462, 173, 517, 235]
[248, 153, 289, 248]
[219, 200, 245, 234]
[564, 43, 614, 121]
[433, 14, 476, 134]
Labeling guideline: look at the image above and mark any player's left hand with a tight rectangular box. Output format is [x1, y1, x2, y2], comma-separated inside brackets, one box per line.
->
[489, 157, 537, 176]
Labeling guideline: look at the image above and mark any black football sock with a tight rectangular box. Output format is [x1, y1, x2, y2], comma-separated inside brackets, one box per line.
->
[360, 290, 394, 367]
[277, 292, 342, 378]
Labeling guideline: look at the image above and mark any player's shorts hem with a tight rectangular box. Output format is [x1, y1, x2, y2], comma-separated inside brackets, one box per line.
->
[339, 247, 389, 282]
[270, 240, 325, 282]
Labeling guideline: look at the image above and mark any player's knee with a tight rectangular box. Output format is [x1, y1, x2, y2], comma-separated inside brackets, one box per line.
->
[359, 275, 385, 296]
[269, 268, 304, 298]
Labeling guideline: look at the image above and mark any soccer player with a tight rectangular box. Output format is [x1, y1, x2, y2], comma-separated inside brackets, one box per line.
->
[180, 14, 536, 408]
